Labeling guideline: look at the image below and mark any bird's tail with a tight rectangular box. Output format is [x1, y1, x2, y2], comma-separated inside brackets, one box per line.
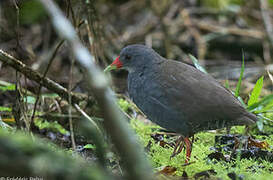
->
[238, 112, 258, 125]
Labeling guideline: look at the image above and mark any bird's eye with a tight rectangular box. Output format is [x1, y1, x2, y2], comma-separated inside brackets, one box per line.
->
[125, 54, 131, 60]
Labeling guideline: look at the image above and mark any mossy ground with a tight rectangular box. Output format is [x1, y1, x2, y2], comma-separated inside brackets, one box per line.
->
[130, 119, 273, 180]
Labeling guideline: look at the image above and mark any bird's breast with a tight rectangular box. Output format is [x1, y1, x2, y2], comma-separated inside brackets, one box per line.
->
[128, 72, 148, 105]
[127, 71, 190, 135]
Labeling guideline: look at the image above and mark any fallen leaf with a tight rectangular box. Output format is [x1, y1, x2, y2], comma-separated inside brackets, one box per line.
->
[248, 137, 269, 149]
[2, 117, 15, 123]
[157, 166, 177, 175]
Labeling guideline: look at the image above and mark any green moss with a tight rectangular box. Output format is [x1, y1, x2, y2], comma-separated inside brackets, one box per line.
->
[118, 98, 131, 112]
[130, 119, 273, 179]
[35, 118, 70, 135]
[0, 129, 110, 179]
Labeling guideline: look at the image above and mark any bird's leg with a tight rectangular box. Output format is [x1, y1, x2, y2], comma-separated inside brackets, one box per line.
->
[170, 136, 184, 158]
[170, 136, 194, 163]
[184, 136, 193, 163]
[176, 139, 185, 156]
[226, 127, 231, 134]
[244, 125, 250, 135]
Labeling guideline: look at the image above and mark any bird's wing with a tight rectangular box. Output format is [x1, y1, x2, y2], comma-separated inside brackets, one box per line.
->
[154, 60, 256, 129]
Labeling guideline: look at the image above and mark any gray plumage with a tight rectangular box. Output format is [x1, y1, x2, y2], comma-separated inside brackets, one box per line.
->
[118, 44, 257, 137]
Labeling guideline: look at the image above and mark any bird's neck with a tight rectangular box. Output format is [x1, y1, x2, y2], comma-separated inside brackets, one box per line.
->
[130, 56, 164, 74]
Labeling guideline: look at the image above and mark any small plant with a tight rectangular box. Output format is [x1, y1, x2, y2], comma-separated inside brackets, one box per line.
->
[118, 98, 131, 113]
[35, 118, 70, 136]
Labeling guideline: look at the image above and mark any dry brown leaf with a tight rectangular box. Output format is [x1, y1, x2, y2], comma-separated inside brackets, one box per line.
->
[157, 166, 177, 175]
[248, 137, 269, 149]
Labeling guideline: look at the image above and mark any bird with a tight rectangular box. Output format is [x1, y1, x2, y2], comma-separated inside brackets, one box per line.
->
[105, 44, 257, 163]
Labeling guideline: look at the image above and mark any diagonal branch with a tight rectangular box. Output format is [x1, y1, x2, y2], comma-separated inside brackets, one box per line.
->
[37, 0, 153, 180]
[0, 49, 89, 105]
[0, 48, 104, 160]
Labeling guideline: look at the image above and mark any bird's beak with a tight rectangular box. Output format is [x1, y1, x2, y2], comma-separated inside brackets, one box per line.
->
[104, 56, 123, 72]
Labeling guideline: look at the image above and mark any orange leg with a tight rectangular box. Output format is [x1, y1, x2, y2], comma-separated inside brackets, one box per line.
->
[171, 136, 194, 163]
[184, 137, 193, 163]
[171, 136, 184, 158]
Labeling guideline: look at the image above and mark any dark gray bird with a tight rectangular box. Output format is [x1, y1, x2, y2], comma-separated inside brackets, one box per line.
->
[106, 44, 257, 162]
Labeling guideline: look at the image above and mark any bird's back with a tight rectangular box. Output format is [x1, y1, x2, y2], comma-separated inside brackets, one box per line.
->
[128, 59, 257, 136]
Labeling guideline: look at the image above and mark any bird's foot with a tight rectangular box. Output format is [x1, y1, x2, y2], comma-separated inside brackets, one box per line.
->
[170, 136, 194, 163]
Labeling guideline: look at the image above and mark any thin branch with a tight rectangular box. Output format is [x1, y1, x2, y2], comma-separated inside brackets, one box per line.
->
[260, 0, 273, 47]
[181, 9, 207, 60]
[30, 40, 64, 130]
[12, 0, 20, 48]
[83, 0, 107, 66]
[69, 57, 76, 151]
[73, 104, 102, 135]
[193, 19, 265, 39]
[0, 49, 89, 105]
[0, 48, 102, 150]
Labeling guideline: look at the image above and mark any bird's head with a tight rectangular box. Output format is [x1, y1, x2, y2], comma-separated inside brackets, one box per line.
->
[104, 44, 162, 73]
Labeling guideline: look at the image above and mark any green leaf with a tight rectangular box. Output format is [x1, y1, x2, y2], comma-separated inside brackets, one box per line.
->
[188, 54, 207, 74]
[237, 96, 247, 108]
[118, 98, 131, 112]
[20, 0, 46, 25]
[23, 96, 36, 104]
[0, 84, 15, 91]
[235, 51, 245, 97]
[225, 80, 230, 89]
[84, 144, 96, 149]
[0, 106, 12, 112]
[256, 120, 264, 132]
[253, 100, 273, 113]
[247, 94, 273, 111]
[34, 118, 70, 135]
[41, 93, 59, 98]
[248, 76, 264, 106]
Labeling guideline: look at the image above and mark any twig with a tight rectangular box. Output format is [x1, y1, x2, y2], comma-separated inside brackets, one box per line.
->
[30, 40, 64, 130]
[150, 1, 172, 58]
[0, 48, 102, 144]
[260, 0, 273, 47]
[67, 0, 79, 151]
[73, 104, 102, 136]
[38, 0, 153, 180]
[192, 19, 265, 39]
[69, 55, 77, 150]
[263, 41, 271, 64]
[12, 0, 20, 48]
[180, 9, 207, 60]
[67, 0, 77, 26]
[83, 0, 107, 66]
[69, 58, 76, 150]
[0, 50, 89, 105]
[12, 0, 29, 130]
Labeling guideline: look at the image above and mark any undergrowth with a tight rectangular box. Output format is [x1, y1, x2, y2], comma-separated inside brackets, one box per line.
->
[130, 119, 273, 179]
